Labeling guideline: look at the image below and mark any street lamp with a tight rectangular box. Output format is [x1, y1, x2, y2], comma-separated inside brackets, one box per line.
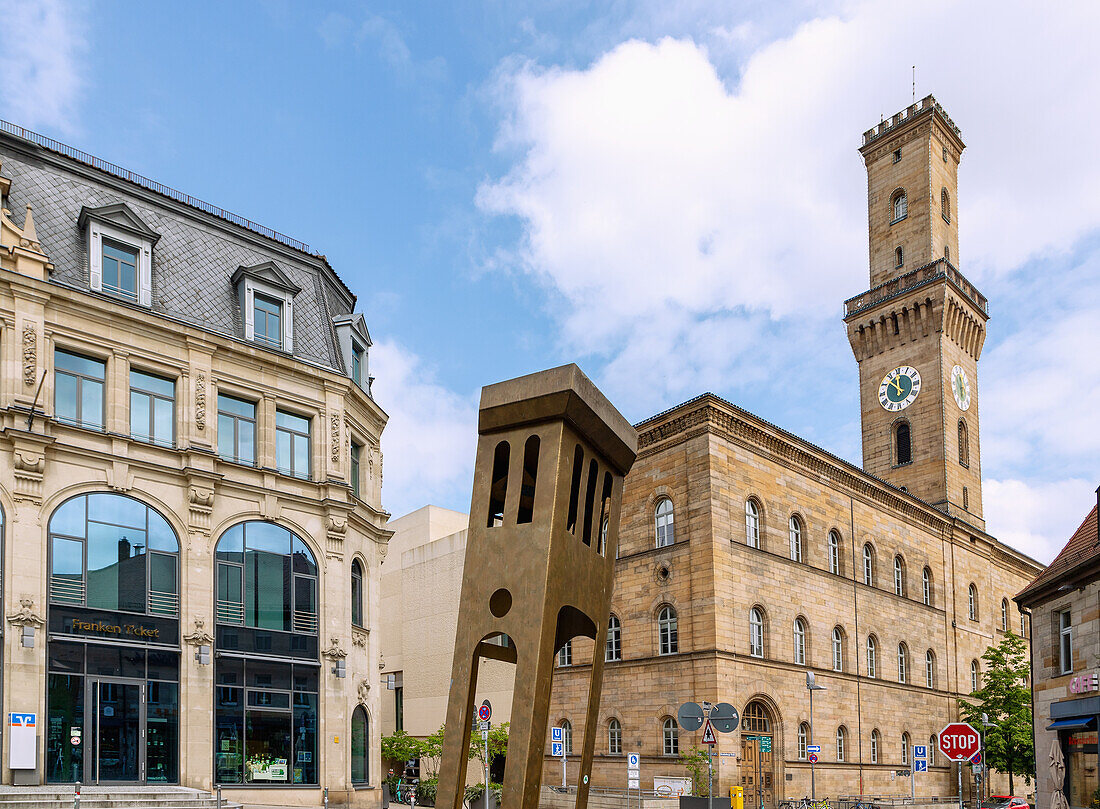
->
[807, 672, 826, 801]
[979, 713, 997, 805]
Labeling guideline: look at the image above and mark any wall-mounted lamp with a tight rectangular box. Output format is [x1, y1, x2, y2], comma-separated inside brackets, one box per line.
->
[21, 627, 35, 648]
[195, 645, 211, 665]
[332, 659, 346, 679]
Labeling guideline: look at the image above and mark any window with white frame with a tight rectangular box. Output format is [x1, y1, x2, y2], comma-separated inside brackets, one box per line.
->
[788, 516, 803, 562]
[655, 498, 675, 548]
[557, 640, 572, 667]
[926, 649, 935, 688]
[836, 727, 847, 762]
[894, 556, 905, 596]
[1060, 610, 1073, 674]
[1021, 614, 1028, 638]
[866, 636, 877, 678]
[863, 544, 875, 586]
[658, 606, 678, 655]
[929, 736, 937, 766]
[750, 608, 765, 658]
[561, 721, 573, 755]
[662, 717, 679, 756]
[81, 204, 157, 307]
[276, 410, 311, 480]
[102, 239, 139, 300]
[794, 618, 806, 665]
[1001, 599, 1009, 632]
[798, 723, 808, 759]
[609, 719, 622, 755]
[922, 567, 932, 606]
[897, 643, 908, 683]
[892, 190, 908, 222]
[233, 262, 299, 353]
[870, 729, 880, 764]
[745, 499, 760, 548]
[130, 368, 175, 447]
[351, 343, 365, 389]
[606, 615, 622, 662]
[253, 294, 284, 348]
[902, 733, 911, 765]
[968, 584, 978, 621]
[832, 627, 844, 672]
[970, 659, 980, 691]
[828, 531, 840, 574]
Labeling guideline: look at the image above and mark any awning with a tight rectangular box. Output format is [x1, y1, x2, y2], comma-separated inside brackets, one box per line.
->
[1047, 717, 1096, 731]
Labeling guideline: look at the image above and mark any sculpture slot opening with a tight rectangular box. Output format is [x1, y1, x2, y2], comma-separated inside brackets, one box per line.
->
[517, 435, 540, 524]
[488, 440, 510, 527]
[566, 445, 584, 534]
[582, 459, 599, 546]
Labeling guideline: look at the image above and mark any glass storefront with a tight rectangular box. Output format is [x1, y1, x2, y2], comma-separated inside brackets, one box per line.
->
[1065, 729, 1098, 808]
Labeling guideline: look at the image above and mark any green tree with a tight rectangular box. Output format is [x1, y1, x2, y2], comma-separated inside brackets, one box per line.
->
[421, 724, 447, 778]
[382, 729, 426, 772]
[471, 722, 510, 767]
[959, 630, 1034, 794]
[679, 745, 712, 797]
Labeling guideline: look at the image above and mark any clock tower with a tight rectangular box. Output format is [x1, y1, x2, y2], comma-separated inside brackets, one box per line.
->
[845, 96, 987, 526]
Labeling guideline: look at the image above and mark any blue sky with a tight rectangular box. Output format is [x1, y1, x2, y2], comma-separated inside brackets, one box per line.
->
[3, 0, 1097, 563]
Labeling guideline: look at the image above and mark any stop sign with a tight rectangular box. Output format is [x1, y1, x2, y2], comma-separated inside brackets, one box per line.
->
[939, 722, 981, 761]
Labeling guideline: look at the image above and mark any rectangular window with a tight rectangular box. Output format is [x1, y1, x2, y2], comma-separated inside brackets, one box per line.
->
[253, 294, 283, 348]
[1060, 610, 1073, 675]
[55, 349, 105, 430]
[893, 148, 902, 163]
[130, 369, 175, 447]
[102, 239, 138, 300]
[350, 443, 361, 499]
[276, 410, 311, 480]
[351, 345, 364, 389]
[394, 685, 404, 732]
[218, 394, 257, 465]
[557, 641, 572, 667]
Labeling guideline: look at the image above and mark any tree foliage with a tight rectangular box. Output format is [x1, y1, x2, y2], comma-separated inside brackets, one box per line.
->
[382, 729, 426, 770]
[959, 630, 1035, 794]
[679, 745, 712, 797]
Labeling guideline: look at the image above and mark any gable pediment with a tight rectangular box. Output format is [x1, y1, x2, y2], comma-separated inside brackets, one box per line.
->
[78, 203, 161, 244]
[333, 312, 372, 347]
[231, 260, 301, 296]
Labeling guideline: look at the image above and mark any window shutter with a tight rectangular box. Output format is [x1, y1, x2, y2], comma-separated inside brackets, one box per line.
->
[139, 245, 152, 307]
[243, 284, 255, 341]
[284, 296, 294, 353]
[89, 227, 103, 291]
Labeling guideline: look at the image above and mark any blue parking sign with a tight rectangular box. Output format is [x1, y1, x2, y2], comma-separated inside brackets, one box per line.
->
[914, 760, 928, 773]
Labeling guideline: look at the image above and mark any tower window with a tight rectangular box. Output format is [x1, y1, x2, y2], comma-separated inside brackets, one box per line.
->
[895, 421, 912, 466]
[958, 419, 969, 467]
[945, 244, 951, 262]
[941, 188, 951, 223]
[895, 246, 904, 268]
[943, 146, 948, 161]
[893, 149, 902, 163]
[963, 486, 969, 510]
[891, 190, 908, 223]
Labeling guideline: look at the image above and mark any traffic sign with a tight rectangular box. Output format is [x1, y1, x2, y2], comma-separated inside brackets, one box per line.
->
[628, 769, 640, 779]
[808, 753, 818, 764]
[701, 718, 717, 745]
[480, 721, 490, 732]
[914, 760, 928, 773]
[913, 745, 927, 759]
[678, 702, 704, 732]
[628, 779, 640, 790]
[938, 722, 980, 761]
[552, 727, 563, 743]
[710, 703, 740, 733]
[478, 703, 492, 722]
[807, 745, 821, 754]
[759, 736, 772, 753]
[970, 751, 983, 765]
[552, 741, 564, 757]
[628, 753, 640, 768]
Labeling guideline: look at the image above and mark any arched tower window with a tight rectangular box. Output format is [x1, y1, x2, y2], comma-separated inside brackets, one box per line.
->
[609, 718, 623, 755]
[941, 187, 951, 222]
[749, 607, 766, 658]
[892, 190, 908, 222]
[351, 559, 364, 627]
[745, 499, 760, 549]
[794, 617, 807, 665]
[788, 515, 803, 562]
[895, 246, 904, 268]
[958, 419, 970, 467]
[658, 606, 678, 655]
[655, 498, 674, 548]
[351, 706, 370, 784]
[895, 421, 912, 466]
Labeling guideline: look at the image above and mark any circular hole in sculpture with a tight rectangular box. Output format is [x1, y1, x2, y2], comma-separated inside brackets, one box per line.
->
[489, 588, 512, 618]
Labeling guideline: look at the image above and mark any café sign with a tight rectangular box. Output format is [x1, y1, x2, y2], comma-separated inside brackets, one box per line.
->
[1069, 673, 1099, 694]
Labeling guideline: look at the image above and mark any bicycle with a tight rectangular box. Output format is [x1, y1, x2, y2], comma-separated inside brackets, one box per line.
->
[780, 797, 831, 809]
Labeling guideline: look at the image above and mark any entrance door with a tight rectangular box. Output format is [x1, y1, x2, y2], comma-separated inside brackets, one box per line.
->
[741, 702, 776, 809]
[91, 679, 144, 783]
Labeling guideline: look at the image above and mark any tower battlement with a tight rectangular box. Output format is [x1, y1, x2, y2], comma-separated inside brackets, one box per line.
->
[862, 94, 963, 147]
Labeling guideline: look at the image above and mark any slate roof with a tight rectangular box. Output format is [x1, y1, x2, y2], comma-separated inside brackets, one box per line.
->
[0, 128, 358, 374]
[1017, 502, 1100, 604]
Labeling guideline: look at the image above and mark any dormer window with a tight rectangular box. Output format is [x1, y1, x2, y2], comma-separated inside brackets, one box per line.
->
[333, 313, 373, 392]
[231, 261, 300, 353]
[79, 203, 159, 306]
[351, 344, 364, 388]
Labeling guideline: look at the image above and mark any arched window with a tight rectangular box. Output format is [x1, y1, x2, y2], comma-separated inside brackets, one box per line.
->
[609, 719, 622, 755]
[655, 498, 674, 548]
[895, 246, 904, 268]
[351, 706, 370, 784]
[863, 544, 875, 586]
[798, 723, 809, 759]
[902, 732, 911, 765]
[215, 521, 318, 634]
[926, 650, 936, 688]
[895, 421, 912, 465]
[836, 726, 847, 762]
[749, 608, 765, 658]
[1001, 599, 1009, 632]
[892, 190, 908, 221]
[788, 515, 803, 562]
[557, 640, 572, 667]
[606, 615, 622, 661]
[828, 530, 841, 575]
[745, 500, 760, 548]
[351, 559, 364, 628]
[866, 635, 878, 678]
[832, 627, 844, 672]
[870, 729, 880, 764]
[894, 555, 905, 597]
[971, 660, 980, 692]
[922, 567, 932, 606]
[658, 606, 678, 655]
[941, 187, 951, 222]
[49, 493, 180, 616]
[561, 720, 574, 756]
[958, 420, 969, 467]
[897, 643, 909, 684]
[929, 736, 937, 766]
[968, 584, 978, 621]
[743, 702, 771, 733]
[793, 618, 806, 665]
[662, 717, 679, 756]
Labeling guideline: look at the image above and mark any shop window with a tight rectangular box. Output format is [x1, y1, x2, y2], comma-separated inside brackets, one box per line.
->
[48, 493, 179, 616]
[55, 349, 106, 430]
[352, 706, 370, 784]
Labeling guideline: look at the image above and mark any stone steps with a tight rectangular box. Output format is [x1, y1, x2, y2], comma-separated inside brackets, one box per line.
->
[0, 786, 241, 808]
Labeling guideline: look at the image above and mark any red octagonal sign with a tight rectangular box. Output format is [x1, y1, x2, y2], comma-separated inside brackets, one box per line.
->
[939, 723, 981, 761]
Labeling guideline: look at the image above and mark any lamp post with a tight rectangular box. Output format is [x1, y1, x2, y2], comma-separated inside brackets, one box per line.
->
[807, 672, 826, 801]
[980, 713, 997, 806]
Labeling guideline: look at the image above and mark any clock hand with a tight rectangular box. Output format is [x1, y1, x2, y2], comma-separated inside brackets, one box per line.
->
[892, 378, 904, 396]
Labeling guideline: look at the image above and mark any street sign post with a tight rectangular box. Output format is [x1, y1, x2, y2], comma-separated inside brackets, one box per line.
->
[808, 753, 818, 764]
[939, 723, 980, 809]
[480, 700, 492, 809]
[807, 745, 820, 754]
[701, 718, 717, 745]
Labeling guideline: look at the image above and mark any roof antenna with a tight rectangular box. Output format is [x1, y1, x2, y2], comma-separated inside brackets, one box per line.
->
[912, 65, 916, 102]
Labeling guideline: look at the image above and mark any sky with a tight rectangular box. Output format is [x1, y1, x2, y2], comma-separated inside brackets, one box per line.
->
[2, 0, 1097, 564]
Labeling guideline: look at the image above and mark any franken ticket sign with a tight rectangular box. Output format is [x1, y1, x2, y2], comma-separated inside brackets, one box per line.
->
[49, 606, 178, 645]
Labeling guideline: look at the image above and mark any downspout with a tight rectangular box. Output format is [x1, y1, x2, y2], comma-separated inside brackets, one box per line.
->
[850, 496, 864, 796]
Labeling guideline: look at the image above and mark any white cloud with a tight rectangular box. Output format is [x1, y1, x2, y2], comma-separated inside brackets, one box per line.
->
[0, 0, 85, 133]
[370, 341, 478, 520]
[984, 478, 1096, 565]
[317, 10, 446, 85]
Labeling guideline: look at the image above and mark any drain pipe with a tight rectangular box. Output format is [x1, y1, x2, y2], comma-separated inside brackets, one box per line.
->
[216, 784, 222, 809]
[324, 786, 330, 807]
[73, 782, 80, 809]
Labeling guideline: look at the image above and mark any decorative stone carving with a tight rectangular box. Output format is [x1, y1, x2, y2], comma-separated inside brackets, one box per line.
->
[22, 323, 36, 386]
[358, 678, 371, 704]
[352, 627, 368, 648]
[322, 638, 347, 660]
[328, 515, 348, 538]
[7, 598, 45, 628]
[331, 414, 341, 464]
[183, 617, 215, 646]
[195, 373, 206, 431]
[13, 449, 44, 473]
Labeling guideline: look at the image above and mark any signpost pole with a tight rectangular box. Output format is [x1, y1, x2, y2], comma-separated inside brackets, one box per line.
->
[484, 730, 489, 809]
[957, 763, 962, 809]
[809, 683, 816, 801]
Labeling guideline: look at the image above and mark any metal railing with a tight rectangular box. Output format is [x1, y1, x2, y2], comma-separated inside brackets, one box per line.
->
[294, 610, 319, 634]
[844, 258, 989, 318]
[216, 600, 244, 624]
[149, 589, 179, 616]
[50, 576, 85, 605]
[0, 118, 312, 254]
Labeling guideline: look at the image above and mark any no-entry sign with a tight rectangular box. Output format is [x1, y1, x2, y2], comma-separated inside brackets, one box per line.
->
[938, 723, 980, 761]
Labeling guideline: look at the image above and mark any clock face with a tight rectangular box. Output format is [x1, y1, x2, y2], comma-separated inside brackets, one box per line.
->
[879, 366, 921, 412]
[952, 365, 971, 411]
